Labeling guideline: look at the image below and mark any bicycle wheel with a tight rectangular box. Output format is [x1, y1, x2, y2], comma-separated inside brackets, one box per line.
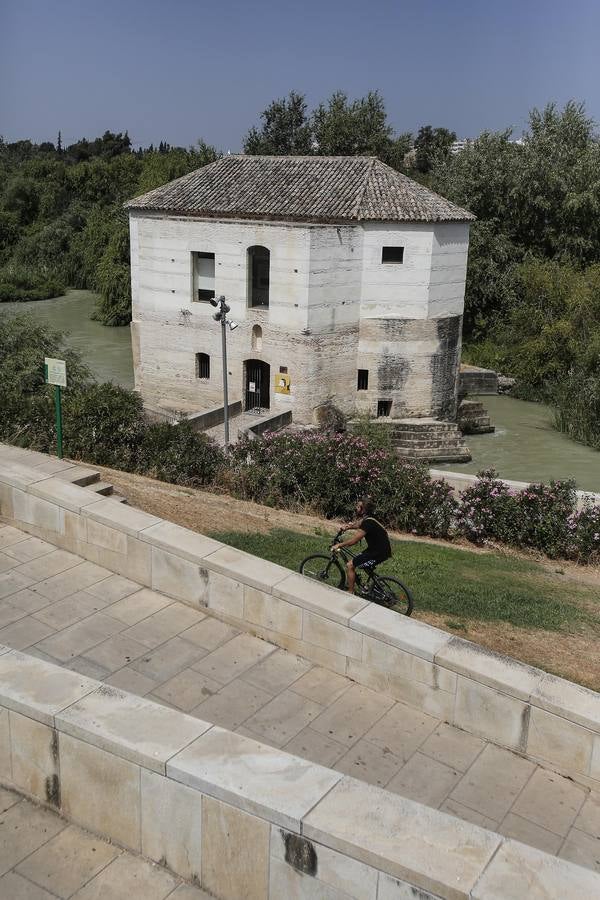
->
[371, 576, 414, 616]
[299, 554, 345, 589]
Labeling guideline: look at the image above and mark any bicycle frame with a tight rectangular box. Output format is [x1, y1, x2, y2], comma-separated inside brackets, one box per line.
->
[330, 529, 377, 593]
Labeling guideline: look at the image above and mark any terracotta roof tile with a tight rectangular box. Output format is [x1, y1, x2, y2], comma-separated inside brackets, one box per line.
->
[125, 155, 474, 224]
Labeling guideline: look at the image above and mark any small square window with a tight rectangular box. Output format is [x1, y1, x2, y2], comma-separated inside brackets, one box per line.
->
[377, 399, 392, 417]
[196, 353, 210, 379]
[196, 288, 215, 302]
[382, 246, 404, 264]
[279, 366, 288, 374]
[357, 369, 369, 391]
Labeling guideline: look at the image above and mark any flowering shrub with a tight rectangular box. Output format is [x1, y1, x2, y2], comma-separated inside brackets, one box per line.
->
[514, 480, 575, 557]
[227, 430, 458, 537]
[455, 469, 600, 562]
[456, 469, 516, 544]
[566, 502, 600, 563]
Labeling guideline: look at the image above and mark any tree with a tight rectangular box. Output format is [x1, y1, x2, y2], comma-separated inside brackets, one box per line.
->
[3, 176, 40, 225]
[413, 125, 457, 174]
[243, 91, 313, 155]
[312, 91, 411, 167]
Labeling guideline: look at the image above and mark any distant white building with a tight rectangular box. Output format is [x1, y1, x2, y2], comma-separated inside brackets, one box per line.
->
[125, 156, 474, 445]
[450, 139, 473, 155]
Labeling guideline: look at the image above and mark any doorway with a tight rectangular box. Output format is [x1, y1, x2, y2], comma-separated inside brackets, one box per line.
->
[245, 359, 270, 413]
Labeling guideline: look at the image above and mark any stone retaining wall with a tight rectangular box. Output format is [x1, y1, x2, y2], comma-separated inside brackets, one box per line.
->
[1, 646, 599, 899]
[1, 443, 599, 799]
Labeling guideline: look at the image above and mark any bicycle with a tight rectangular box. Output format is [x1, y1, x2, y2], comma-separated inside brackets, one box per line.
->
[299, 528, 413, 615]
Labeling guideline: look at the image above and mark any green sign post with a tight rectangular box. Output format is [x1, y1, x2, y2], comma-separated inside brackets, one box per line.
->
[44, 358, 67, 459]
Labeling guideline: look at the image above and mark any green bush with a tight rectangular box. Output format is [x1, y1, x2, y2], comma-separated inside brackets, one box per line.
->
[62, 383, 146, 469]
[139, 421, 225, 486]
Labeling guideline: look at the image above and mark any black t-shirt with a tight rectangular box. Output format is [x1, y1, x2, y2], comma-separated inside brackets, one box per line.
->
[360, 517, 391, 561]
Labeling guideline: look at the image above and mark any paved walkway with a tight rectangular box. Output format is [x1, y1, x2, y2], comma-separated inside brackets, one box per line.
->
[0, 524, 599, 873]
[0, 786, 210, 899]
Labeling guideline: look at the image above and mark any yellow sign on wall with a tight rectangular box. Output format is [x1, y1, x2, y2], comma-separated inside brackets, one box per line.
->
[275, 373, 291, 394]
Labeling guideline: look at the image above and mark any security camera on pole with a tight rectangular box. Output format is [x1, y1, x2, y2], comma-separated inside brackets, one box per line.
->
[209, 295, 238, 450]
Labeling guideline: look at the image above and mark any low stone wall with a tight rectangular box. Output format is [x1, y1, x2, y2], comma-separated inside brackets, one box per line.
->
[186, 401, 243, 432]
[245, 409, 292, 438]
[1, 647, 599, 899]
[431, 468, 600, 510]
[459, 366, 499, 395]
[1, 443, 599, 799]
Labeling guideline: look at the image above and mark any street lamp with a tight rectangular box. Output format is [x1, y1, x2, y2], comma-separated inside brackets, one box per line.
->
[210, 295, 238, 449]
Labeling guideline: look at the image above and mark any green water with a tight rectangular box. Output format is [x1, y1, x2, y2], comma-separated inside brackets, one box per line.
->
[0, 289, 134, 389]
[445, 395, 600, 493]
[1, 293, 599, 491]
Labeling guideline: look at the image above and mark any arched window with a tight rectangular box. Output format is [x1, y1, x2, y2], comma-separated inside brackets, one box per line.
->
[251, 324, 263, 351]
[247, 246, 270, 308]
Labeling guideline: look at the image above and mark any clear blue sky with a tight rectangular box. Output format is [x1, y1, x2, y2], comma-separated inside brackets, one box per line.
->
[2, 0, 599, 151]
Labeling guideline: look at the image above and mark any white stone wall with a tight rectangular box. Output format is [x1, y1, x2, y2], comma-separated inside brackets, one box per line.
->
[356, 222, 468, 419]
[428, 222, 470, 318]
[130, 213, 470, 424]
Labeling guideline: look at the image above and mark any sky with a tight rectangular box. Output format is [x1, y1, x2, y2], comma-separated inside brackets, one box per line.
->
[1, 0, 599, 152]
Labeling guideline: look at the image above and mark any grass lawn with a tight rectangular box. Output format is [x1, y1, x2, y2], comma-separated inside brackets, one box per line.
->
[211, 527, 600, 636]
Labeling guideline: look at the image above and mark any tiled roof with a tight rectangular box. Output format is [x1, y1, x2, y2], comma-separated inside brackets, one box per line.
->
[125, 155, 474, 224]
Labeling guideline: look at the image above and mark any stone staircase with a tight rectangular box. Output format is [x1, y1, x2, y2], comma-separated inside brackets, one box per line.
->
[386, 418, 472, 463]
[458, 399, 495, 435]
[54, 464, 126, 502]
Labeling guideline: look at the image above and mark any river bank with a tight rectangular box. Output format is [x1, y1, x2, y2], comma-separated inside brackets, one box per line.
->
[0, 289, 134, 388]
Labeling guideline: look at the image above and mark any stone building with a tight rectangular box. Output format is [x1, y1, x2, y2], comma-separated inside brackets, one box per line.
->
[126, 155, 474, 455]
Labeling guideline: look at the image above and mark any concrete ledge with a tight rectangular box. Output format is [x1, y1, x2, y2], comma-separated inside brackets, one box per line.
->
[167, 726, 342, 833]
[2, 648, 598, 899]
[303, 776, 501, 900]
[56, 684, 212, 774]
[0, 650, 98, 726]
[2, 445, 600, 794]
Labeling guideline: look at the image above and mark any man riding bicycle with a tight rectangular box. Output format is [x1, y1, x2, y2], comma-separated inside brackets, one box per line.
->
[332, 496, 392, 594]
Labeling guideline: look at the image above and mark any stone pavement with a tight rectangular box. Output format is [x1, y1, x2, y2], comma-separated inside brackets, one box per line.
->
[0, 786, 211, 899]
[1, 523, 599, 873]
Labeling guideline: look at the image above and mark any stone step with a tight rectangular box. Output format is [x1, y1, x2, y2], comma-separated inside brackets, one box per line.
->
[56, 467, 102, 487]
[396, 447, 472, 462]
[87, 481, 115, 497]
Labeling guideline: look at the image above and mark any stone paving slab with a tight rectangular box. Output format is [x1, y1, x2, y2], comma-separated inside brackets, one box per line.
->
[0, 524, 599, 872]
[0, 789, 211, 899]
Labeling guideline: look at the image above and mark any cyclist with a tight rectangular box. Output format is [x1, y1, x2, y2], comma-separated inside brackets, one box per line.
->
[332, 496, 392, 594]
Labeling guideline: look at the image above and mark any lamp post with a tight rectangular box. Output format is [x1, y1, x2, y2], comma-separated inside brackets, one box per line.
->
[209, 295, 238, 450]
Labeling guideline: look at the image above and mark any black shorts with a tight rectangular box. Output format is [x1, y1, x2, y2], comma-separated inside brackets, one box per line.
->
[353, 551, 386, 571]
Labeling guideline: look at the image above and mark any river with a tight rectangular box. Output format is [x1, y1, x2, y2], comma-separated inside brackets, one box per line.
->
[445, 395, 600, 493]
[0, 290, 134, 389]
[1, 291, 599, 491]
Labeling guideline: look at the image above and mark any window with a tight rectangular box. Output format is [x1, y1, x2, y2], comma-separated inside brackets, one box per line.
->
[247, 246, 270, 308]
[357, 369, 369, 391]
[377, 399, 392, 417]
[381, 246, 404, 264]
[251, 324, 263, 351]
[279, 366, 288, 374]
[192, 252, 215, 302]
[196, 353, 210, 379]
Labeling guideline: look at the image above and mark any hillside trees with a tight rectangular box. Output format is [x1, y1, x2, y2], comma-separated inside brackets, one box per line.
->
[0, 133, 219, 322]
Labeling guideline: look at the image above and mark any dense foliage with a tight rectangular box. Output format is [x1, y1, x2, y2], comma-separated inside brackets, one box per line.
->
[0, 133, 218, 323]
[0, 315, 223, 486]
[428, 102, 600, 448]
